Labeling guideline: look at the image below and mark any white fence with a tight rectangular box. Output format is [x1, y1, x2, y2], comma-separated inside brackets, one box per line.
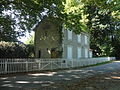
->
[0, 57, 115, 75]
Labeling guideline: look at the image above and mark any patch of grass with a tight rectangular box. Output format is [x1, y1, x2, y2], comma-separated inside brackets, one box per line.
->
[46, 60, 114, 71]
[71, 60, 114, 69]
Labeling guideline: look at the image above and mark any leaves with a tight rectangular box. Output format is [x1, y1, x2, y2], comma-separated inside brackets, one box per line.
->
[0, 0, 119, 58]
[0, 41, 34, 58]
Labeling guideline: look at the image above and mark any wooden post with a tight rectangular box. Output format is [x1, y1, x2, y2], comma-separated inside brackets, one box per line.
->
[61, 59, 62, 69]
[5, 60, 7, 74]
[51, 60, 52, 70]
[72, 60, 74, 67]
[26, 61, 28, 72]
[39, 60, 41, 70]
[65, 59, 68, 68]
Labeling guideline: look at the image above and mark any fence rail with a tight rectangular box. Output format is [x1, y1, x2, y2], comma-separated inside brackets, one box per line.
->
[0, 57, 115, 75]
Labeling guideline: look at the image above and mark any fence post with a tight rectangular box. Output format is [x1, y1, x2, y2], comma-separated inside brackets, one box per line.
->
[50, 60, 52, 70]
[61, 59, 62, 69]
[26, 61, 28, 72]
[39, 60, 41, 70]
[5, 60, 8, 74]
[65, 59, 68, 68]
[72, 60, 74, 67]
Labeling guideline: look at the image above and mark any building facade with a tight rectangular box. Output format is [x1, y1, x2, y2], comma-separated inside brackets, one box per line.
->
[34, 17, 92, 59]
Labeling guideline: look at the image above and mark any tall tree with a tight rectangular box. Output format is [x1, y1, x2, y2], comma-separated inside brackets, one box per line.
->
[0, 15, 18, 41]
[86, 4, 120, 58]
[0, 0, 119, 35]
[0, 0, 89, 36]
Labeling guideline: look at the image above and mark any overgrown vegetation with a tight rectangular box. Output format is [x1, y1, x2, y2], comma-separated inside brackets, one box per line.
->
[0, 0, 119, 58]
[86, 5, 120, 59]
[0, 41, 34, 58]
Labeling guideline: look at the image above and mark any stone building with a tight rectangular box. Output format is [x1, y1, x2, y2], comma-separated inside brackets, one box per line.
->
[34, 17, 92, 59]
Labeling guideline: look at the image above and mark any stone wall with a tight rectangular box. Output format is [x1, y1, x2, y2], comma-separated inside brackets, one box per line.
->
[35, 18, 62, 58]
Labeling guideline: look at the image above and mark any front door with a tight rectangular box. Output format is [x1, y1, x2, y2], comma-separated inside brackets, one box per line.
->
[51, 48, 58, 58]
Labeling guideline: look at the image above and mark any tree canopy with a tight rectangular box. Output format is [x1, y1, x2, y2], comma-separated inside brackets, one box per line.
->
[0, 0, 120, 58]
[0, 0, 119, 40]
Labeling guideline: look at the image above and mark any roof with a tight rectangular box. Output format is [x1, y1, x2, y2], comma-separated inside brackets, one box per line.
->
[33, 16, 61, 31]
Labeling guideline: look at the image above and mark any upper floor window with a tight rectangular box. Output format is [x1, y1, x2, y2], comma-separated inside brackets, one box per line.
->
[77, 34, 81, 43]
[85, 35, 88, 45]
[77, 47, 81, 59]
[68, 30, 72, 40]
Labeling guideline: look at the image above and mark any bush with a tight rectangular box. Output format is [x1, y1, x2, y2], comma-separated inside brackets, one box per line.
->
[0, 41, 34, 58]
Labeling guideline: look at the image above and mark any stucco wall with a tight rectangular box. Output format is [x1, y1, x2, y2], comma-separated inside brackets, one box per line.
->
[62, 29, 90, 59]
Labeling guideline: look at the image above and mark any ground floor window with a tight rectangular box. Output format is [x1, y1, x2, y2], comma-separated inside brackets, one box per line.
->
[85, 48, 88, 58]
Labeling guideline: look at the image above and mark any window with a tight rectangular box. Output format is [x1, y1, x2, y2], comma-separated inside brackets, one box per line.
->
[68, 30, 72, 40]
[67, 46, 72, 59]
[77, 34, 81, 43]
[77, 47, 81, 59]
[85, 35, 88, 45]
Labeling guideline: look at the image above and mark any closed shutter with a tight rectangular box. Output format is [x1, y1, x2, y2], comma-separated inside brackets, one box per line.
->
[68, 30, 72, 40]
[77, 47, 81, 59]
[67, 46, 72, 59]
[77, 34, 81, 43]
[85, 48, 88, 58]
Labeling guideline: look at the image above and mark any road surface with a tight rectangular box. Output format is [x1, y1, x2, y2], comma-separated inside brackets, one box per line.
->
[0, 61, 120, 90]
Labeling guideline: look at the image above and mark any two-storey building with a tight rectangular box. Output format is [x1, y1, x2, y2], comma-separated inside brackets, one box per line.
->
[34, 17, 92, 59]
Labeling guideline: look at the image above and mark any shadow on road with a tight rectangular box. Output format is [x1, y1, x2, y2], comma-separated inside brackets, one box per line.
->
[0, 61, 120, 90]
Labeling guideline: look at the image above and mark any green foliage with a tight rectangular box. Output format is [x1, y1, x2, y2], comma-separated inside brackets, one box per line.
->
[0, 0, 120, 59]
[25, 34, 34, 45]
[26, 44, 35, 58]
[0, 0, 119, 36]
[87, 4, 120, 59]
[25, 34, 35, 57]
[62, 0, 89, 33]
[0, 41, 34, 58]
[0, 16, 18, 41]
[0, 0, 88, 38]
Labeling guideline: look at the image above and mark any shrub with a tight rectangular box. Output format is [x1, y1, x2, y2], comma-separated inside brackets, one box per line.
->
[0, 41, 34, 58]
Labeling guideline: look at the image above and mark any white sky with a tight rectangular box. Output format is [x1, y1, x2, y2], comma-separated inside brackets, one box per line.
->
[18, 31, 34, 43]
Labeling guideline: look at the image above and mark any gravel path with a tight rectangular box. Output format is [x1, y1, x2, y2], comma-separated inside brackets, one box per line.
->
[0, 61, 120, 90]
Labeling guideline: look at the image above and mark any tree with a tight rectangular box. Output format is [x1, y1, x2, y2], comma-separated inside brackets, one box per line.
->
[0, 16, 18, 41]
[0, 0, 88, 36]
[0, 0, 119, 59]
[0, 0, 119, 38]
[25, 34, 34, 45]
[25, 34, 35, 57]
[0, 41, 28, 58]
[86, 4, 120, 59]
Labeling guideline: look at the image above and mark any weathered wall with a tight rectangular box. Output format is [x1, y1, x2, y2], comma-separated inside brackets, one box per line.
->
[35, 18, 62, 58]
[34, 18, 91, 59]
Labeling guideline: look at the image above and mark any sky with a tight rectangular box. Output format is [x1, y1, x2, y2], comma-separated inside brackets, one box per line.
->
[18, 31, 34, 43]
[2, 9, 35, 43]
